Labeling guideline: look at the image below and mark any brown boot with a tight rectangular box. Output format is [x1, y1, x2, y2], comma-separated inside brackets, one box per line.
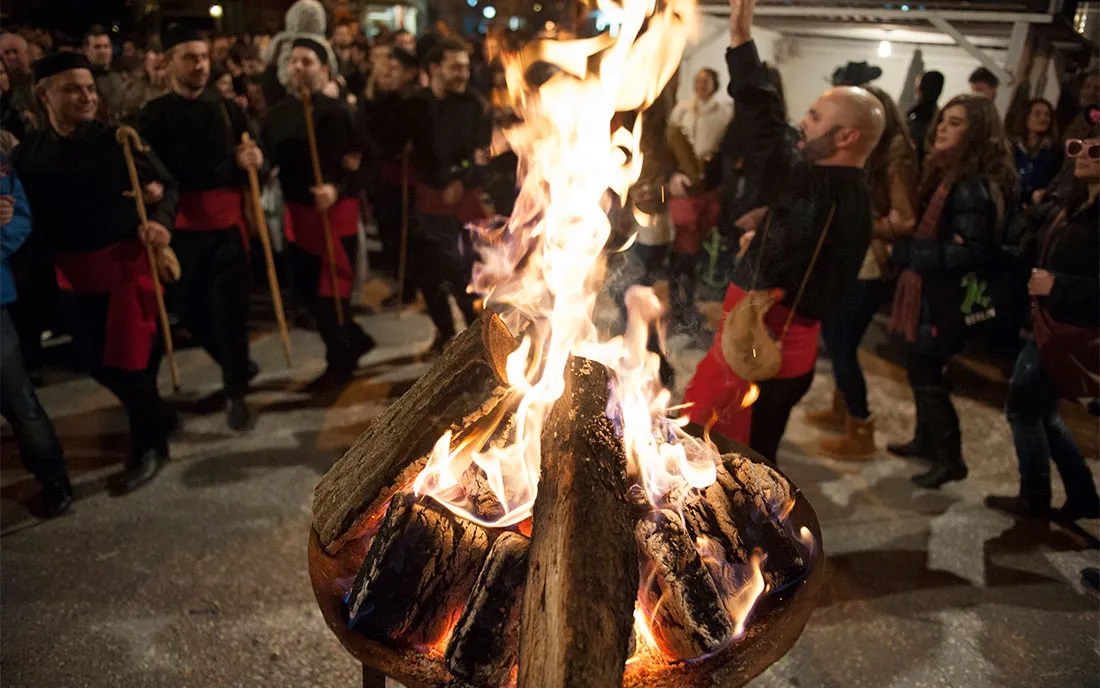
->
[820, 414, 876, 459]
[805, 388, 846, 429]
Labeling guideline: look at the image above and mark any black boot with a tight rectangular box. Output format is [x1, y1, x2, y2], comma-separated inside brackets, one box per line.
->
[226, 395, 256, 432]
[41, 478, 74, 518]
[888, 389, 932, 459]
[984, 494, 1051, 519]
[111, 449, 166, 494]
[911, 390, 968, 489]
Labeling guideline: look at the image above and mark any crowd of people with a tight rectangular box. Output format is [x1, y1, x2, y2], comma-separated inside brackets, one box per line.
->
[0, 0, 1097, 566]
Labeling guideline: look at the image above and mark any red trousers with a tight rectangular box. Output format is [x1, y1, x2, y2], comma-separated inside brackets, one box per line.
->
[668, 191, 719, 254]
[683, 284, 821, 444]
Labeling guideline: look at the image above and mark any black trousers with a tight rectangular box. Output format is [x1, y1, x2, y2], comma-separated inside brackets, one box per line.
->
[409, 213, 478, 340]
[288, 236, 370, 366]
[60, 292, 170, 458]
[169, 228, 252, 397]
[669, 251, 702, 329]
[750, 371, 816, 464]
[905, 347, 962, 461]
[373, 180, 407, 278]
[0, 307, 67, 486]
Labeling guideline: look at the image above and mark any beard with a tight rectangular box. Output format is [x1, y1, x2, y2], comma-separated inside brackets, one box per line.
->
[802, 125, 842, 163]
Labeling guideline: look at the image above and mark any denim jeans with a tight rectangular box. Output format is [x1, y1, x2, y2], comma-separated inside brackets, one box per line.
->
[0, 307, 67, 486]
[1006, 339, 1099, 508]
[821, 279, 884, 419]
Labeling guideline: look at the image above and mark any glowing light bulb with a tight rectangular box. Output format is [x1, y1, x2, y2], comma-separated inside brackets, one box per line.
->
[209, 4, 223, 18]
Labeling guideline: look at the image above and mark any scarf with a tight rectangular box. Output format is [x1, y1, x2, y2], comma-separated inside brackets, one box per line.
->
[889, 180, 953, 342]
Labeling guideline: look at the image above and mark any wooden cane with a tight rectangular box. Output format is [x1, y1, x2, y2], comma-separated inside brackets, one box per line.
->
[241, 133, 293, 367]
[299, 87, 345, 326]
[115, 126, 180, 391]
[395, 145, 411, 317]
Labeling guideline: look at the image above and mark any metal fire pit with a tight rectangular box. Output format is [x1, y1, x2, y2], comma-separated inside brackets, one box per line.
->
[308, 430, 824, 688]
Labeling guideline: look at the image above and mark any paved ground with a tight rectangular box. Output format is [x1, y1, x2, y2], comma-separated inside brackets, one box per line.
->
[2, 299, 1098, 688]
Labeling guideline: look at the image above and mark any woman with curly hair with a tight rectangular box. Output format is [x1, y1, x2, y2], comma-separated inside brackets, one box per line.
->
[809, 86, 919, 457]
[887, 94, 1018, 488]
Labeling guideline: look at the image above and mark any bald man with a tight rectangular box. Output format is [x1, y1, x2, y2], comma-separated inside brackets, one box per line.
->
[683, 0, 884, 463]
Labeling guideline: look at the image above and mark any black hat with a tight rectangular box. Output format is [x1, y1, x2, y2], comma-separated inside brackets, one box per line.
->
[32, 52, 92, 82]
[831, 61, 883, 87]
[162, 23, 205, 52]
[393, 47, 418, 70]
[32, 52, 93, 82]
[292, 36, 329, 66]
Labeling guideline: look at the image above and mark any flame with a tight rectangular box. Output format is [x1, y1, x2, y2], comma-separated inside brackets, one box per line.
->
[415, 0, 705, 526]
[631, 604, 661, 660]
[695, 537, 768, 639]
[740, 383, 760, 409]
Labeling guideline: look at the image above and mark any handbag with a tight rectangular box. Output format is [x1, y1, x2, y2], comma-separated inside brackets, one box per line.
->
[1031, 210, 1099, 402]
[721, 206, 835, 381]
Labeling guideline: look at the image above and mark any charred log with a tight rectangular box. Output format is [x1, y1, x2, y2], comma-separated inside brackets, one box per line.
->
[445, 531, 529, 688]
[347, 493, 491, 648]
[677, 455, 804, 592]
[313, 313, 518, 554]
[636, 509, 734, 660]
[717, 455, 804, 591]
[517, 357, 638, 688]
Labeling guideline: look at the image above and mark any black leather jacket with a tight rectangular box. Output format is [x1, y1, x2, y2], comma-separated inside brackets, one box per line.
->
[1037, 197, 1099, 327]
[893, 173, 999, 348]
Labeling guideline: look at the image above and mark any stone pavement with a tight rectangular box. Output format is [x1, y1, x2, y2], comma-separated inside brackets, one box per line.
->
[2, 307, 1098, 688]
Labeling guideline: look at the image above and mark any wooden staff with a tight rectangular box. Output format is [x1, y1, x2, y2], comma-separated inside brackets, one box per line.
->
[241, 133, 293, 367]
[115, 126, 180, 391]
[395, 144, 411, 317]
[299, 86, 345, 326]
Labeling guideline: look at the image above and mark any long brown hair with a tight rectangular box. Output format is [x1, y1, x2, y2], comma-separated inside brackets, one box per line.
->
[1007, 97, 1058, 149]
[864, 85, 917, 218]
[920, 94, 1018, 209]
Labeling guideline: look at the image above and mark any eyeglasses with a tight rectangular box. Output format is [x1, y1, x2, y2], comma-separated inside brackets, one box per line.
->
[1065, 139, 1100, 160]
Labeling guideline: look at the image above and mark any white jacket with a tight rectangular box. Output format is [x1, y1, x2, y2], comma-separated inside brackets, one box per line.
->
[669, 95, 733, 161]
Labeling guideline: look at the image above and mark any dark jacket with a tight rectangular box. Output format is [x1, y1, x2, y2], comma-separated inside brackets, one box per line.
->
[893, 173, 999, 349]
[725, 41, 873, 322]
[1013, 139, 1062, 208]
[1036, 197, 1099, 327]
[12, 120, 178, 254]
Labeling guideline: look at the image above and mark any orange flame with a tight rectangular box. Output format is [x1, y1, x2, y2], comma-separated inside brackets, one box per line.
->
[414, 0, 704, 526]
[740, 383, 760, 409]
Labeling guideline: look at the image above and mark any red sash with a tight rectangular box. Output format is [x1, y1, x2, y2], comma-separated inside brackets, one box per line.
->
[175, 188, 249, 249]
[683, 284, 821, 444]
[415, 183, 487, 224]
[285, 198, 359, 299]
[668, 190, 719, 254]
[54, 240, 158, 371]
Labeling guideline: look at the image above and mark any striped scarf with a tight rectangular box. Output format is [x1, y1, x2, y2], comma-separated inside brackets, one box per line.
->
[889, 180, 953, 342]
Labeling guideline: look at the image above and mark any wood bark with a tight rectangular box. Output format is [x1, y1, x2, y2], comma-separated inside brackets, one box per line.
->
[445, 531, 529, 687]
[347, 493, 491, 648]
[678, 455, 804, 593]
[313, 314, 518, 554]
[517, 357, 637, 688]
[636, 509, 734, 660]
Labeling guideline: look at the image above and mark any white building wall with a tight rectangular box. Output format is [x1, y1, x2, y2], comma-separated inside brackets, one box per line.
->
[677, 15, 1014, 121]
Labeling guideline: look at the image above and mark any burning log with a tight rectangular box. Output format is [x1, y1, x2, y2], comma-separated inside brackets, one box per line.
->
[635, 509, 734, 660]
[718, 456, 804, 591]
[445, 531, 529, 687]
[517, 357, 638, 688]
[347, 493, 491, 648]
[313, 313, 518, 553]
[677, 455, 804, 592]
